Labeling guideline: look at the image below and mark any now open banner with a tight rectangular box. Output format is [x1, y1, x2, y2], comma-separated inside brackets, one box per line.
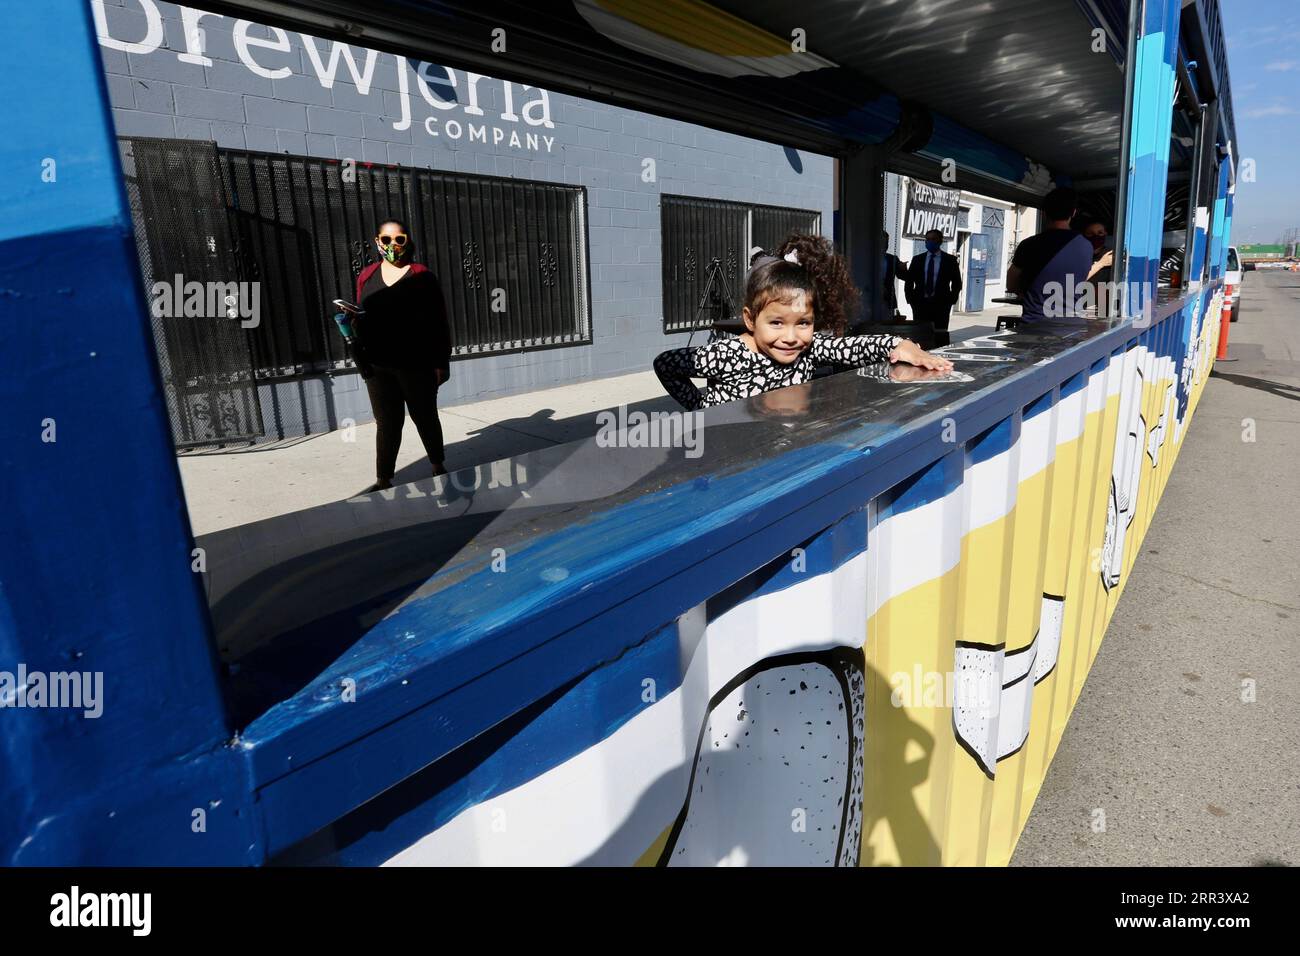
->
[903, 179, 961, 241]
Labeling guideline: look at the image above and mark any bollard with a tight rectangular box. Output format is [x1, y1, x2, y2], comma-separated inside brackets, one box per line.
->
[1216, 284, 1233, 360]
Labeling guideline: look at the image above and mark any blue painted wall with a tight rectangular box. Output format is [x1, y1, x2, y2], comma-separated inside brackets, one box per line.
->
[1, 0, 255, 864]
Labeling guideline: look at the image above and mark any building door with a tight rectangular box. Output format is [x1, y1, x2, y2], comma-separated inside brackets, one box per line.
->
[981, 207, 1006, 291]
[965, 233, 990, 312]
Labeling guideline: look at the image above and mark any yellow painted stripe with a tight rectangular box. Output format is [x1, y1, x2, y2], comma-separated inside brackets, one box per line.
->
[590, 0, 796, 56]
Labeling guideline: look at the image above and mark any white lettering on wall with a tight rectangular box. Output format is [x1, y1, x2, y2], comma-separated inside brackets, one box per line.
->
[91, 0, 164, 55]
[94, 4, 561, 150]
[177, 7, 222, 65]
[416, 62, 459, 109]
[233, 21, 293, 79]
[301, 34, 380, 92]
[520, 86, 554, 128]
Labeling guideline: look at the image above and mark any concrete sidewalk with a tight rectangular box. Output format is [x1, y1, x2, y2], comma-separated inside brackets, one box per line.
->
[178, 311, 1002, 535]
[178, 369, 679, 535]
[1011, 272, 1300, 865]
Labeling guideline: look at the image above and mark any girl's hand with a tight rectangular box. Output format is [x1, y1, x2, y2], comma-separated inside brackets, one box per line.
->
[889, 339, 954, 372]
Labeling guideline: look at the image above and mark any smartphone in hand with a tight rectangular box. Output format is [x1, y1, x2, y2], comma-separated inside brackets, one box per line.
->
[332, 298, 363, 314]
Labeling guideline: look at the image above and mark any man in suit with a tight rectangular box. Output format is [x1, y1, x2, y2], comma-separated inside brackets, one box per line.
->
[905, 229, 963, 346]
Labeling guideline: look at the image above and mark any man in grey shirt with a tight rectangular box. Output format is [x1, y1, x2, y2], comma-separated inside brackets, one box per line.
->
[1007, 187, 1095, 321]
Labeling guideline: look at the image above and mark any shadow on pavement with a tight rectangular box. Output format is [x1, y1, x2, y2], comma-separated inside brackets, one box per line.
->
[1209, 369, 1300, 403]
[382, 393, 687, 488]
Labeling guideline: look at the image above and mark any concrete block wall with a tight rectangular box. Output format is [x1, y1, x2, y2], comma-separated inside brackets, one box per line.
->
[93, 0, 833, 425]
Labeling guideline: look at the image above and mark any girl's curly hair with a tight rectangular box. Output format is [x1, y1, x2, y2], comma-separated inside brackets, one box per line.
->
[744, 234, 861, 336]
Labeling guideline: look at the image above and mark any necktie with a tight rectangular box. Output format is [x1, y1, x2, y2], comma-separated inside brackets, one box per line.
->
[926, 254, 937, 297]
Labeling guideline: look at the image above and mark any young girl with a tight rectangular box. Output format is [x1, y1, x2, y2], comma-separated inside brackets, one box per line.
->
[654, 234, 952, 410]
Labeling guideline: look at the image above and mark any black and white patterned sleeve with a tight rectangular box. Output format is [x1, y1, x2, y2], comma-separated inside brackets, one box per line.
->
[809, 333, 897, 367]
[654, 347, 704, 410]
[655, 341, 738, 410]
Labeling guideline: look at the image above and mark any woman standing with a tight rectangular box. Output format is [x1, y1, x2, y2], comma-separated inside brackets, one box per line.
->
[351, 218, 452, 490]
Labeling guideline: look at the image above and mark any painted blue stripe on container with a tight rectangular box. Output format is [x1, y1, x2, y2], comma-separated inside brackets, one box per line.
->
[1024, 390, 1055, 420]
[877, 451, 961, 519]
[967, 415, 1015, 465]
[282, 619, 682, 865]
[921, 114, 1043, 189]
[1061, 369, 1088, 399]
[1130, 34, 1170, 161]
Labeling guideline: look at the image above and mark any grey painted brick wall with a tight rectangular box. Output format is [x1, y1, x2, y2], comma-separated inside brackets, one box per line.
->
[93, 0, 834, 427]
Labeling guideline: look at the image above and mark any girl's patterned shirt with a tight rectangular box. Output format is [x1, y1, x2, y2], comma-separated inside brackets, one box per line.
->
[654, 333, 897, 410]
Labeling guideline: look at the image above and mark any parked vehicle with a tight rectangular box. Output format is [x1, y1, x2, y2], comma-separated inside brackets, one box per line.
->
[1226, 245, 1243, 322]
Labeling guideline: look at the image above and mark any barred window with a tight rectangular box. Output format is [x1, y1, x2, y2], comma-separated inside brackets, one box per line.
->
[123, 136, 591, 381]
[661, 195, 821, 333]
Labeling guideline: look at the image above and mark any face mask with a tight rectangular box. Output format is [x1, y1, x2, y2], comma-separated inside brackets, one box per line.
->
[1088, 234, 1106, 250]
[380, 243, 406, 264]
[925, 240, 941, 253]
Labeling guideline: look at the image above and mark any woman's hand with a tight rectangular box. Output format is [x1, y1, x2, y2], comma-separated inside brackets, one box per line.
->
[1087, 250, 1114, 280]
[889, 338, 954, 372]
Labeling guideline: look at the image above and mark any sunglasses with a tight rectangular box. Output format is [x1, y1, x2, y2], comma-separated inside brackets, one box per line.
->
[377, 234, 408, 246]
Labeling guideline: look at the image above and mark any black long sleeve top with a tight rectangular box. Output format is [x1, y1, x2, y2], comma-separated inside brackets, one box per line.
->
[354, 264, 452, 376]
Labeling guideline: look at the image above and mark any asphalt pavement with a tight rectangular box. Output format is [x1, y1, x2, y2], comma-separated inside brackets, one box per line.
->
[1012, 271, 1300, 866]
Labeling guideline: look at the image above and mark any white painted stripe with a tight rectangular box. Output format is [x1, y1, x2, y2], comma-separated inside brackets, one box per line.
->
[1056, 386, 1086, 444]
[967, 441, 1019, 532]
[1105, 351, 1125, 398]
[1088, 364, 1108, 414]
[1018, 400, 1057, 482]
[384, 548, 869, 866]
[867, 488, 964, 616]
[996, 644, 1037, 760]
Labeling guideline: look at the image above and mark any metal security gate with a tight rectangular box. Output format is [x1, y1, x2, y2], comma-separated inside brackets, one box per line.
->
[121, 137, 264, 449]
[661, 195, 820, 332]
[412, 169, 590, 354]
[120, 137, 591, 450]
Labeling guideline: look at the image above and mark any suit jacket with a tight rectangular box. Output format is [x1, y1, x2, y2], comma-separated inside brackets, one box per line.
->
[904, 250, 962, 309]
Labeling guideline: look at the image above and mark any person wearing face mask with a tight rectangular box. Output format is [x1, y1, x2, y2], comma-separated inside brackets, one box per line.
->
[1080, 218, 1115, 315]
[903, 229, 963, 347]
[348, 218, 453, 491]
[1006, 187, 1094, 322]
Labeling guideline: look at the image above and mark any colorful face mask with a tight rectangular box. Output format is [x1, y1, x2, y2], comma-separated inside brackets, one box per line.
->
[380, 242, 406, 263]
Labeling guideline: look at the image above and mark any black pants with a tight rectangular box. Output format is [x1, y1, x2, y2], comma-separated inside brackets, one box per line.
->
[364, 365, 445, 482]
[914, 300, 954, 347]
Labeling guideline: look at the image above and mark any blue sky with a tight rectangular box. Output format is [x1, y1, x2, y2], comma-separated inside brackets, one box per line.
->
[1222, 0, 1300, 244]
